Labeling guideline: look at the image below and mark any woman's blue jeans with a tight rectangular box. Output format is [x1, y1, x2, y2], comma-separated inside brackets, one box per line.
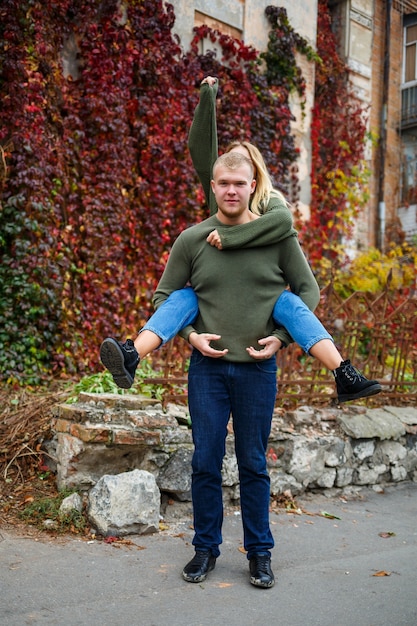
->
[142, 286, 332, 353]
[187, 350, 277, 558]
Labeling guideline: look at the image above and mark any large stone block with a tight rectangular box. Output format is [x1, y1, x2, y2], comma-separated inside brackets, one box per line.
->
[88, 469, 160, 536]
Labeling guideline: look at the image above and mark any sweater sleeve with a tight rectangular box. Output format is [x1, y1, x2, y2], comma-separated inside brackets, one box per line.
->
[218, 206, 297, 249]
[188, 82, 219, 215]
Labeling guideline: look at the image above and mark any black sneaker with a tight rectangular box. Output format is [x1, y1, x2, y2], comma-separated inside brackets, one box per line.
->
[249, 553, 275, 588]
[182, 550, 216, 583]
[99, 338, 139, 389]
[333, 359, 382, 403]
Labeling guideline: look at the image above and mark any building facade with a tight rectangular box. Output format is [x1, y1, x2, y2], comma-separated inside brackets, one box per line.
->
[170, 0, 417, 250]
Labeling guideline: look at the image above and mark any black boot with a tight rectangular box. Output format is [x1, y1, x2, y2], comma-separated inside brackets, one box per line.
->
[100, 338, 140, 389]
[249, 553, 275, 588]
[182, 551, 216, 583]
[333, 360, 382, 403]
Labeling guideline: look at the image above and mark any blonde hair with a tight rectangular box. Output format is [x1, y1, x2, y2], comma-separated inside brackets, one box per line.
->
[225, 141, 288, 215]
[213, 151, 255, 177]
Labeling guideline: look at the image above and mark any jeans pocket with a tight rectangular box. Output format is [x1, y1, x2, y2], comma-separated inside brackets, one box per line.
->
[190, 349, 206, 367]
[255, 358, 277, 375]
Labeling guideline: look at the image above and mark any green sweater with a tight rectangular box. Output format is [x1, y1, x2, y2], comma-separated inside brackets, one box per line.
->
[153, 215, 320, 360]
[188, 81, 297, 249]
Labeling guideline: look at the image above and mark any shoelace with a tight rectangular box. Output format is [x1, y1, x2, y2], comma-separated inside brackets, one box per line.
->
[342, 363, 366, 383]
[251, 555, 271, 573]
[192, 551, 211, 565]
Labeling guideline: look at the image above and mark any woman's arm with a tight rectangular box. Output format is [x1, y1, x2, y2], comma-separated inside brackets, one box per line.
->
[188, 79, 219, 215]
[216, 205, 296, 250]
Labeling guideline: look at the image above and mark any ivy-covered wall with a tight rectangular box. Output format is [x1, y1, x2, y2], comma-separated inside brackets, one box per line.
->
[0, 0, 368, 385]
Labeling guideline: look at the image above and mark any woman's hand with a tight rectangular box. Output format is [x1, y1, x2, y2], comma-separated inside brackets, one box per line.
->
[206, 229, 222, 250]
[201, 76, 217, 87]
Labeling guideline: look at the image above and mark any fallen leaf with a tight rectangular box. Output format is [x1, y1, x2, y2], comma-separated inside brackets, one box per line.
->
[372, 570, 391, 577]
[378, 531, 396, 538]
[286, 506, 302, 515]
[320, 511, 341, 520]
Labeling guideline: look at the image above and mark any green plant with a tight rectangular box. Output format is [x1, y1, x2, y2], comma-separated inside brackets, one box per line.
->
[65, 361, 167, 403]
[19, 489, 88, 534]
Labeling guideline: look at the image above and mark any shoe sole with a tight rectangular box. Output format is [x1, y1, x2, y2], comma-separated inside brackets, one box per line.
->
[250, 575, 275, 588]
[100, 338, 134, 389]
[182, 561, 216, 583]
[338, 382, 382, 403]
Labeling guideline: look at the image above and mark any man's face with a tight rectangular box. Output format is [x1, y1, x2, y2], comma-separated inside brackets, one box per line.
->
[211, 163, 256, 225]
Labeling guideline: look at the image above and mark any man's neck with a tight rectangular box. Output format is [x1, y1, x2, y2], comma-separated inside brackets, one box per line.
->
[215, 209, 259, 226]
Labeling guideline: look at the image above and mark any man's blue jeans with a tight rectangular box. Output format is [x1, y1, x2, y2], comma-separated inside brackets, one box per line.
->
[142, 287, 333, 353]
[187, 350, 277, 559]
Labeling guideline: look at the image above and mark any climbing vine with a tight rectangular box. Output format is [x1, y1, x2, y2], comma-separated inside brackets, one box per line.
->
[298, 0, 369, 271]
[0, 1, 371, 384]
[0, 1, 301, 384]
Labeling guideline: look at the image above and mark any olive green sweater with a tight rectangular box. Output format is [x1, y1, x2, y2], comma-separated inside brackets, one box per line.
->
[153, 215, 320, 360]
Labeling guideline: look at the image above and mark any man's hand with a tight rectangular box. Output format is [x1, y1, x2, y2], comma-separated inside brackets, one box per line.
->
[189, 332, 228, 358]
[206, 229, 222, 250]
[246, 336, 282, 359]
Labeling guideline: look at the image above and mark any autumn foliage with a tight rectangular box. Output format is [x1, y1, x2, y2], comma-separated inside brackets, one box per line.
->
[0, 0, 368, 384]
[299, 0, 369, 267]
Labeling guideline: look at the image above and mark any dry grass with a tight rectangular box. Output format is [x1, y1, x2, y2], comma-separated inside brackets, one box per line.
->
[0, 386, 69, 532]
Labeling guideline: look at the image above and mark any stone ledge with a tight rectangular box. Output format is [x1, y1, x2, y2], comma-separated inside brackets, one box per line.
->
[48, 394, 417, 499]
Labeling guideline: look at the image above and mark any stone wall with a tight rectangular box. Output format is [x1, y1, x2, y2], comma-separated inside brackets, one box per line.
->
[51, 393, 417, 504]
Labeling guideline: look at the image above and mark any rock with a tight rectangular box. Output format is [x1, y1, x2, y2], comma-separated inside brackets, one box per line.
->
[59, 492, 83, 514]
[351, 440, 375, 461]
[324, 438, 348, 467]
[337, 409, 405, 440]
[316, 468, 337, 488]
[288, 437, 326, 486]
[336, 466, 354, 487]
[157, 449, 193, 501]
[87, 470, 160, 536]
[269, 470, 303, 495]
[43, 519, 58, 530]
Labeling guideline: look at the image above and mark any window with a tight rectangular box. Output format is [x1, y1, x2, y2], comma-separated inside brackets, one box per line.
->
[404, 24, 417, 83]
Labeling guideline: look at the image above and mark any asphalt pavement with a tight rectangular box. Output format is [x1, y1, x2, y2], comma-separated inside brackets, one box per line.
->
[1, 482, 416, 626]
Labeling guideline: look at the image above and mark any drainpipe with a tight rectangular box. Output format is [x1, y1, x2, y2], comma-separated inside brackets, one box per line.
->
[377, 0, 392, 252]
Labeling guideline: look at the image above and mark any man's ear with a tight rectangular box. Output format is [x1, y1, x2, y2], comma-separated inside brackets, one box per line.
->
[251, 178, 257, 193]
[211, 179, 215, 191]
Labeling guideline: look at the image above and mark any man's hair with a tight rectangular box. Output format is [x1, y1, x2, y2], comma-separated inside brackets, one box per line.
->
[212, 152, 255, 178]
[225, 141, 288, 215]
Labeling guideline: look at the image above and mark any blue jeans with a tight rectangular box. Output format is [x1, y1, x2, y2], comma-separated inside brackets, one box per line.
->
[187, 350, 277, 558]
[142, 287, 332, 353]
[273, 290, 333, 352]
[142, 287, 199, 344]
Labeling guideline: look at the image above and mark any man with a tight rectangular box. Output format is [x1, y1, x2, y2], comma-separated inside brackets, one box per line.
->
[151, 151, 320, 588]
